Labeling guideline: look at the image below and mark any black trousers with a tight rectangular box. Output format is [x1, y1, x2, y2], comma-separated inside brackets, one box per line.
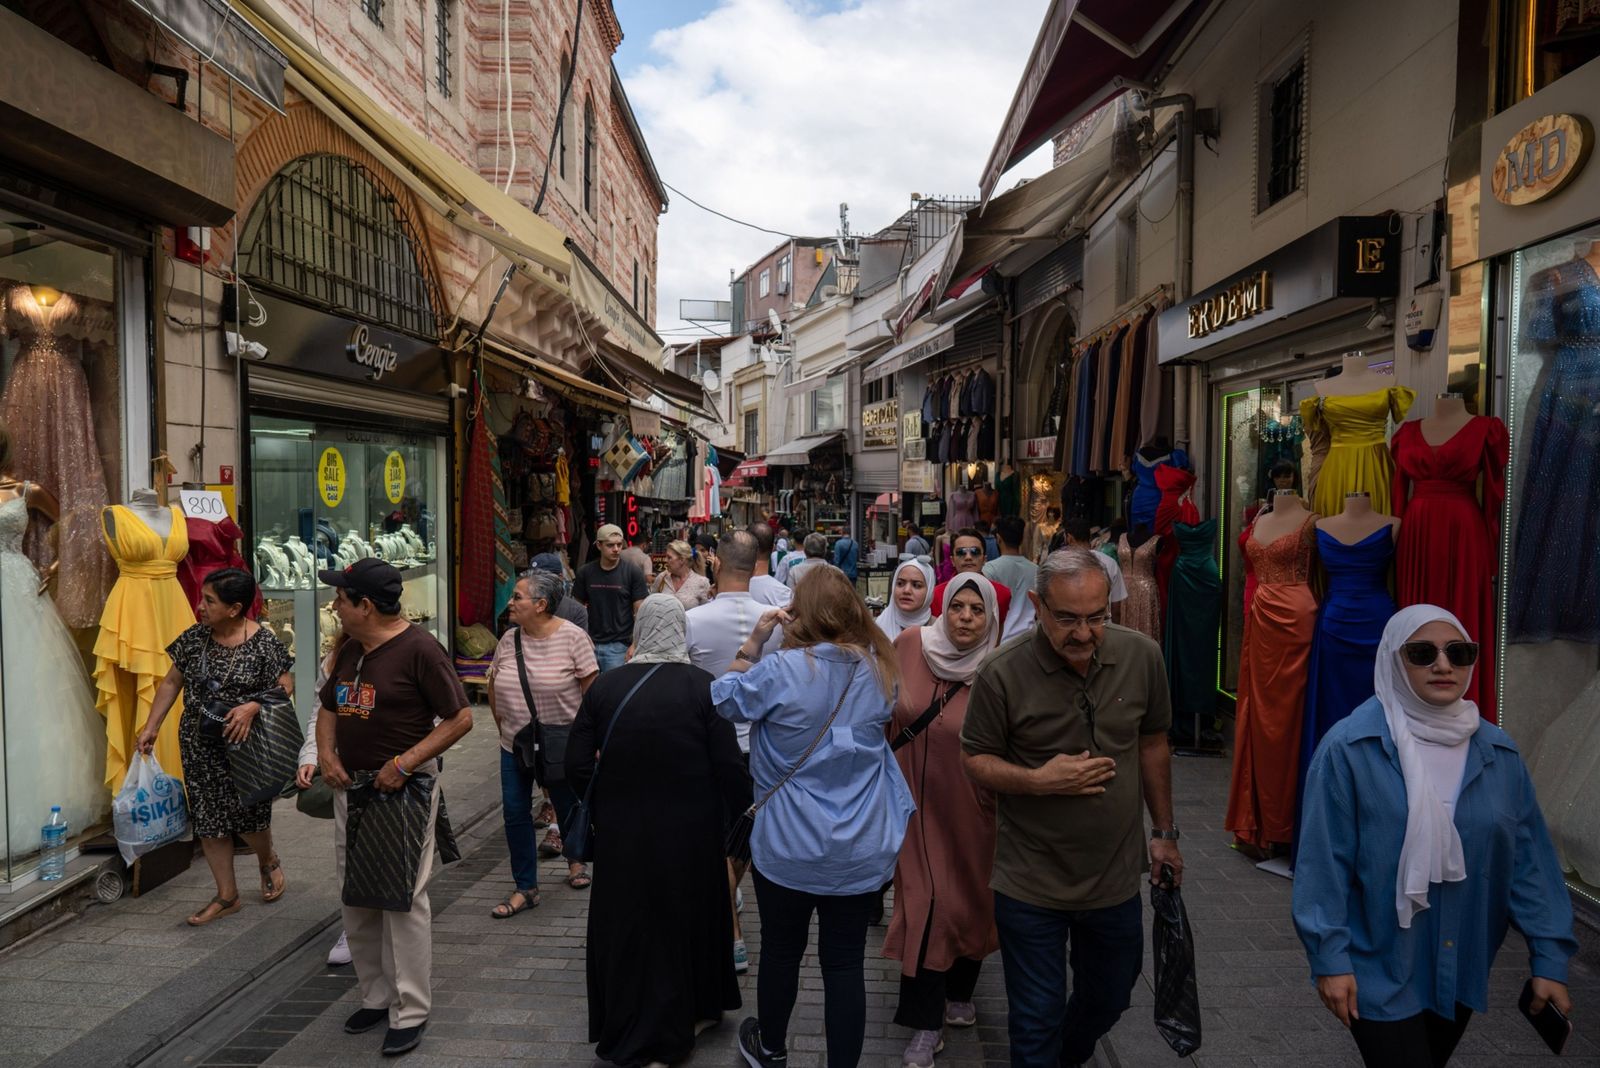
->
[895, 957, 983, 1031]
[1349, 1003, 1473, 1068]
[753, 869, 876, 1067]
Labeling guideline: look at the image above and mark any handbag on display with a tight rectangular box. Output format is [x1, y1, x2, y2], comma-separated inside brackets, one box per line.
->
[226, 686, 302, 805]
[563, 665, 661, 863]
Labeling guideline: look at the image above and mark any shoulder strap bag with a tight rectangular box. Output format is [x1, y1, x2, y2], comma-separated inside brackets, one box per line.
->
[725, 664, 859, 864]
[562, 664, 662, 863]
[510, 629, 545, 780]
[890, 680, 966, 752]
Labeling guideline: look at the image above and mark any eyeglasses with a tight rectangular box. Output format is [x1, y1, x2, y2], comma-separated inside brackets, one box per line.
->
[952, 546, 984, 558]
[1040, 606, 1112, 630]
[1402, 641, 1479, 668]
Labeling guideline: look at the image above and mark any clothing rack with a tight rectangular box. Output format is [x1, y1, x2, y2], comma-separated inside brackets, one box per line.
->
[1073, 283, 1173, 350]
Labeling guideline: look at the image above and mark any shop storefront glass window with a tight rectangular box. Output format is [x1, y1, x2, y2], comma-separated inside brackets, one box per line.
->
[0, 214, 126, 880]
[250, 417, 449, 713]
[810, 377, 845, 433]
[1504, 225, 1600, 904]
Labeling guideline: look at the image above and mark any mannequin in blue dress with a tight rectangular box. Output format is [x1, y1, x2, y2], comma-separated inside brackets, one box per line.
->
[1129, 437, 1188, 531]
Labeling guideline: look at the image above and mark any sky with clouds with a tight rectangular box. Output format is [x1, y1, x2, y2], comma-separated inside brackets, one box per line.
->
[611, 0, 1054, 340]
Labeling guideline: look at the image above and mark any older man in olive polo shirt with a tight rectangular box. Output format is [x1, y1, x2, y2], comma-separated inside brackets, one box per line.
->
[962, 548, 1182, 1068]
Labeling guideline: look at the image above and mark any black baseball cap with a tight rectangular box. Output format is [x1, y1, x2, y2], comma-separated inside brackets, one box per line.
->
[529, 553, 564, 574]
[319, 558, 404, 605]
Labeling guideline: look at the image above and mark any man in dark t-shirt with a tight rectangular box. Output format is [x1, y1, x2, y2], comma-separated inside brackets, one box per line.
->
[569, 523, 649, 671]
[316, 560, 472, 1058]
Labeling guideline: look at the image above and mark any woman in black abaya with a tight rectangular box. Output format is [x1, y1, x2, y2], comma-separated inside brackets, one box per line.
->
[568, 594, 751, 1067]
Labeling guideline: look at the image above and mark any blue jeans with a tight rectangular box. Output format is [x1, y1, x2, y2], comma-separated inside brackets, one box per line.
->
[594, 641, 629, 672]
[993, 891, 1143, 1067]
[499, 749, 539, 891]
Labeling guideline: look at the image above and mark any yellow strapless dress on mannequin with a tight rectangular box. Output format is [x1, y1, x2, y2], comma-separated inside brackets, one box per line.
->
[1299, 386, 1414, 517]
[94, 505, 192, 787]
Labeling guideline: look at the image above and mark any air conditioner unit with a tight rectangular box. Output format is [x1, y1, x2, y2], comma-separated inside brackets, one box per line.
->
[776, 281, 790, 296]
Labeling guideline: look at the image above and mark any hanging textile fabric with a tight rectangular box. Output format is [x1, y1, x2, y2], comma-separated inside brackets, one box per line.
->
[491, 441, 515, 623]
[458, 378, 495, 627]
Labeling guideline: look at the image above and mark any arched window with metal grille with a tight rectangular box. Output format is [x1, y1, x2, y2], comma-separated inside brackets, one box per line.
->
[239, 153, 441, 339]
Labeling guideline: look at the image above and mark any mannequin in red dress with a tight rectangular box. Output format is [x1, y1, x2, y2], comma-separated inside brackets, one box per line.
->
[1390, 394, 1506, 720]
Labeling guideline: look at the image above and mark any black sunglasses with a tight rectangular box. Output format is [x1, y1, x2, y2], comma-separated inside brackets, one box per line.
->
[952, 546, 984, 558]
[1401, 641, 1479, 668]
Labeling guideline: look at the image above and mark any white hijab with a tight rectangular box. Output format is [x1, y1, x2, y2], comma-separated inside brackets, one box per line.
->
[630, 593, 690, 665]
[876, 558, 936, 641]
[919, 573, 1000, 683]
[1375, 604, 1482, 929]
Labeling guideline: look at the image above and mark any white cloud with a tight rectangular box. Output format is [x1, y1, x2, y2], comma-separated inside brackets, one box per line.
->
[622, 0, 1054, 338]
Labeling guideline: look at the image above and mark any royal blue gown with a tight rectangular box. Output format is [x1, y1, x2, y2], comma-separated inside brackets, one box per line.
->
[1293, 525, 1395, 857]
[1509, 256, 1600, 644]
[1130, 447, 1188, 531]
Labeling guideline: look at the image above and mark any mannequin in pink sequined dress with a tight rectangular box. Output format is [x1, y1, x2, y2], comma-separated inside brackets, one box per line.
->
[0, 285, 115, 627]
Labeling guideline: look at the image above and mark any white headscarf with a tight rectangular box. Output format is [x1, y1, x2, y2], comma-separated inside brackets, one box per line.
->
[1375, 604, 1482, 929]
[919, 573, 1000, 683]
[875, 557, 936, 641]
[630, 593, 690, 665]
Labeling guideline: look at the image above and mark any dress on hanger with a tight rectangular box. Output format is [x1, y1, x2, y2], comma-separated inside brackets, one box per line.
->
[996, 469, 1020, 518]
[176, 516, 261, 621]
[1130, 448, 1187, 531]
[1117, 534, 1162, 643]
[974, 485, 999, 526]
[0, 489, 107, 855]
[1226, 514, 1318, 851]
[1071, 342, 1098, 478]
[1391, 416, 1506, 718]
[1509, 256, 1600, 644]
[1164, 519, 1221, 747]
[0, 285, 116, 628]
[947, 489, 978, 530]
[1152, 463, 1199, 610]
[94, 505, 193, 787]
[1297, 386, 1414, 517]
[1294, 526, 1396, 856]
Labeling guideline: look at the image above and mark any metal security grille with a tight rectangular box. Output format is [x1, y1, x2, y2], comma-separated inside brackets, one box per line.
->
[1266, 60, 1304, 206]
[434, 0, 452, 97]
[1016, 240, 1084, 318]
[361, 0, 384, 28]
[241, 154, 440, 339]
[744, 410, 759, 454]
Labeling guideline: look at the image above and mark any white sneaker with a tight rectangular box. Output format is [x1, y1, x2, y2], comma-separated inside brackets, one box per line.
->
[733, 939, 749, 974]
[735, 887, 744, 913]
[326, 930, 352, 966]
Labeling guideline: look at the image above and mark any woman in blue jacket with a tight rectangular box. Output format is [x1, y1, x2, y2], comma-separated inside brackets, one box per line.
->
[1293, 604, 1577, 1067]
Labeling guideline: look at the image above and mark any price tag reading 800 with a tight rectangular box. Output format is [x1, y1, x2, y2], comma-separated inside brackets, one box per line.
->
[179, 488, 227, 522]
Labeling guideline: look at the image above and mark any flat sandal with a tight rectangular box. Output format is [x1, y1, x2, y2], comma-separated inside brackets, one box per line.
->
[260, 855, 287, 903]
[187, 894, 242, 926]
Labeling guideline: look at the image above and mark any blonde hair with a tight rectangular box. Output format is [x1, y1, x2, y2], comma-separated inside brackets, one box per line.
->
[666, 539, 693, 560]
[783, 565, 898, 698]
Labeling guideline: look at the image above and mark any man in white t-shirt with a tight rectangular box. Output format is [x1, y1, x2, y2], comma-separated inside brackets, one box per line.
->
[1065, 518, 1128, 603]
[684, 529, 779, 976]
[748, 522, 794, 607]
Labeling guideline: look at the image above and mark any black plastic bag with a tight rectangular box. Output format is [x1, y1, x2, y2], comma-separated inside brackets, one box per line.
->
[1151, 863, 1201, 1056]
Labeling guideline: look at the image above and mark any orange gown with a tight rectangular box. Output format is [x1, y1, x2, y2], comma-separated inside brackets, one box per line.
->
[1226, 514, 1318, 850]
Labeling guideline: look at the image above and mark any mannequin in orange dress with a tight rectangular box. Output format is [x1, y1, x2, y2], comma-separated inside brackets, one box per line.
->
[1226, 490, 1319, 856]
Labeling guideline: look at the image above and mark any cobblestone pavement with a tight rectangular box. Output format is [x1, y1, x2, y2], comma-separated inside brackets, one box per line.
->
[3, 723, 1598, 1067]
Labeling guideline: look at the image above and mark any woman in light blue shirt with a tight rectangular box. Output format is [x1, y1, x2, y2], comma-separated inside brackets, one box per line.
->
[1293, 605, 1576, 1068]
[713, 564, 913, 1068]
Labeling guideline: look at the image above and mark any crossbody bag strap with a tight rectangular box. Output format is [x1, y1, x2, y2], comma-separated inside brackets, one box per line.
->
[743, 663, 860, 819]
[575, 662, 663, 802]
[891, 680, 966, 751]
[513, 629, 543, 751]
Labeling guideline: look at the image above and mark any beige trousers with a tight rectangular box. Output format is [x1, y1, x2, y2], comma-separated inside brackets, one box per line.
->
[334, 769, 440, 1028]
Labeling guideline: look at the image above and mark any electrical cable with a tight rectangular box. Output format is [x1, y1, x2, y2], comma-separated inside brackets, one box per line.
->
[532, 0, 585, 214]
[500, 0, 516, 194]
[661, 181, 799, 239]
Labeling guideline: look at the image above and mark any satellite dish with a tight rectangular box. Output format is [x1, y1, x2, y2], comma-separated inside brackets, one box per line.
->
[767, 309, 783, 335]
[701, 368, 721, 393]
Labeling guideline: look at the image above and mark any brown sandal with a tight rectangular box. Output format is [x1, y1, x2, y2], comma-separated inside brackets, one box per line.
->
[260, 855, 286, 903]
[187, 894, 242, 926]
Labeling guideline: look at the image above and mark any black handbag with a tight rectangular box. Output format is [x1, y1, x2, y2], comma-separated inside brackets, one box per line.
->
[890, 681, 966, 751]
[726, 666, 858, 864]
[511, 629, 545, 780]
[563, 664, 661, 863]
[226, 686, 302, 805]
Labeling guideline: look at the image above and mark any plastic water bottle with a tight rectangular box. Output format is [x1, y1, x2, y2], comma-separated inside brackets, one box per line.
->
[39, 807, 66, 882]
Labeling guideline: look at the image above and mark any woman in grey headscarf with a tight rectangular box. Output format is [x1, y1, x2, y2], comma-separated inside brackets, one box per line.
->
[567, 594, 752, 1068]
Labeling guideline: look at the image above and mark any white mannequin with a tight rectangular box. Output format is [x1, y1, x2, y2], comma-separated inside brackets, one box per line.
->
[1317, 491, 1399, 544]
[1314, 353, 1395, 398]
[1250, 488, 1314, 545]
[1418, 392, 1474, 447]
[103, 487, 173, 542]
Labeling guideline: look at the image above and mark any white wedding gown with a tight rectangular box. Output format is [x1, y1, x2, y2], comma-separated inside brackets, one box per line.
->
[0, 492, 107, 863]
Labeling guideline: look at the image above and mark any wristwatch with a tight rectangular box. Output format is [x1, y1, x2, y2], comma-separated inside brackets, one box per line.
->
[1150, 826, 1181, 841]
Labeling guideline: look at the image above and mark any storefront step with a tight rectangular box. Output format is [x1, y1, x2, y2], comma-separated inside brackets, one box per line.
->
[0, 855, 109, 953]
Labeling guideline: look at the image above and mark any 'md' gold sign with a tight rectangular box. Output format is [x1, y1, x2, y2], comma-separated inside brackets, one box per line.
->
[1492, 114, 1591, 206]
[1186, 270, 1272, 339]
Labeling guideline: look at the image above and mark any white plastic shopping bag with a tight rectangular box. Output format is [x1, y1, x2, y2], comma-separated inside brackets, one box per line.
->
[112, 754, 189, 865]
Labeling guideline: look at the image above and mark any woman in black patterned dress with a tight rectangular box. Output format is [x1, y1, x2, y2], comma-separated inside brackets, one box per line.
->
[137, 568, 294, 925]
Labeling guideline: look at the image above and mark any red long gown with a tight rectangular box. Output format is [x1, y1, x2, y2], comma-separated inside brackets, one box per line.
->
[1226, 514, 1318, 850]
[1390, 417, 1508, 722]
[1153, 463, 1199, 613]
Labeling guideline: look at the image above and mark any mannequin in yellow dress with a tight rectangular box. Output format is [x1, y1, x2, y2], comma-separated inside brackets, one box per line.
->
[94, 491, 194, 786]
[1299, 354, 1414, 517]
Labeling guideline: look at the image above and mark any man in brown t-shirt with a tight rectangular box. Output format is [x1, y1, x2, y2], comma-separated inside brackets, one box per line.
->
[316, 560, 472, 1058]
[962, 548, 1181, 1068]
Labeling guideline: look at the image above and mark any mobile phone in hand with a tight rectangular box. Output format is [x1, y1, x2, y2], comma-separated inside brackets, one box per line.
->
[1519, 979, 1572, 1055]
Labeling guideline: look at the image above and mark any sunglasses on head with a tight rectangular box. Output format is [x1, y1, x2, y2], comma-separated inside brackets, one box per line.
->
[1401, 641, 1479, 668]
[953, 546, 984, 558]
